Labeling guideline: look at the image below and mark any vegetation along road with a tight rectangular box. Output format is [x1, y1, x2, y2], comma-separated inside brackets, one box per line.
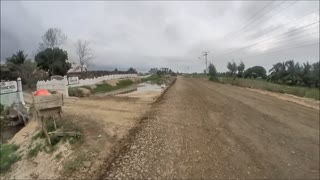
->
[101, 76, 319, 179]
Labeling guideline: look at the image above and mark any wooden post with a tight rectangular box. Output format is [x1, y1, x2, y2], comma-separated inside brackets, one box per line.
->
[41, 117, 51, 145]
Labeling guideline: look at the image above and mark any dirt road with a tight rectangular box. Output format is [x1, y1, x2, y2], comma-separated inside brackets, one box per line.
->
[101, 76, 319, 179]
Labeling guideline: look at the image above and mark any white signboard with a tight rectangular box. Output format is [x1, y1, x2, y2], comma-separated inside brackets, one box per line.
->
[0, 81, 18, 94]
[68, 77, 79, 85]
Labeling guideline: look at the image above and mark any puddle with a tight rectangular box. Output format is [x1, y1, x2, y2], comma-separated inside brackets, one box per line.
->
[136, 82, 165, 92]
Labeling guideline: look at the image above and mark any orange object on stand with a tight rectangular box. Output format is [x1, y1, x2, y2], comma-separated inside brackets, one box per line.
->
[33, 89, 51, 96]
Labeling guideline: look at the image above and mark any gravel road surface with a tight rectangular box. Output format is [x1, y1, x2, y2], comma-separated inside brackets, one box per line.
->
[102, 76, 319, 179]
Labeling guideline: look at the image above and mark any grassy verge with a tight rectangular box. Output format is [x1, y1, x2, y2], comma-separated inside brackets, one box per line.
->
[92, 79, 134, 93]
[217, 77, 320, 101]
[141, 74, 165, 85]
[31, 118, 84, 148]
[0, 144, 20, 173]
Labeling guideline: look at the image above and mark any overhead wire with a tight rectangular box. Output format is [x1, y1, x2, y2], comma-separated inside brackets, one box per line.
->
[231, 1, 298, 41]
[238, 42, 319, 59]
[227, 0, 287, 40]
[217, 21, 319, 58]
[229, 25, 319, 57]
[223, 1, 276, 39]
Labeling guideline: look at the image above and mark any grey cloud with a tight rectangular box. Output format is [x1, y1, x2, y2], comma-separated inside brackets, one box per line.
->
[1, 1, 319, 73]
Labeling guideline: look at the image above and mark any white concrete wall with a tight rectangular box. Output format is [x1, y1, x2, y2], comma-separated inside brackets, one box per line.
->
[0, 78, 25, 106]
[37, 76, 69, 97]
[36, 74, 138, 97]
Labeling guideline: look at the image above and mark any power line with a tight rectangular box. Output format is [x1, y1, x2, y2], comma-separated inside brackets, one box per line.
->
[217, 21, 319, 58]
[232, 1, 298, 41]
[218, 8, 319, 56]
[229, 26, 319, 57]
[238, 42, 319, 59]
[224, 1, 276, 39]
[227, 1, 287, 40]
[249, 8, 319, 42]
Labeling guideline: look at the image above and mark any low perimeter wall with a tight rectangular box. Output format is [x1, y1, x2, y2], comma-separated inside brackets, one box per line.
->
[37, 74, 138, 97]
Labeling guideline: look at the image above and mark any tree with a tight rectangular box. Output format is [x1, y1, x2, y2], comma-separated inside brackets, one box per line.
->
[227, 61, 237, 79]
[39, 28, 67, 51]
[149, 68, 158, 74]
[127, 67, 137, 74]
[269, 62, 286, 83]
[283, 60, 301, 85]
[208, 63, 217, 80]
[6, 50, 27, 65]
[35, 48, 71, 76]
[300, 62, 313, 87]
[5, 50, 30, 78]
[75, 40, 94, 72]
[3, 51, 48, 87]
[311, 61, 319, 87]
[237, 61, 245, 78]
[244, 66, 267, 79]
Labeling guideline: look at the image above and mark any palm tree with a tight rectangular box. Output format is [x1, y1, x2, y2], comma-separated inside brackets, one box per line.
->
[5, 50, 30, 76]
[284, 60, 301, 85]
[269, 62, 286, 83]
[6, 50, 27, 65]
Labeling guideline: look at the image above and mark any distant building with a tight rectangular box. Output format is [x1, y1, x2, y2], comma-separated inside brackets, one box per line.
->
[67, 64, 87, 73]
[160, 67, 169, 73]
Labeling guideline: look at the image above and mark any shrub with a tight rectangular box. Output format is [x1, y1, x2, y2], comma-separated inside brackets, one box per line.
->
[68, 87, 84, 97]
[0, 144, 20, 173]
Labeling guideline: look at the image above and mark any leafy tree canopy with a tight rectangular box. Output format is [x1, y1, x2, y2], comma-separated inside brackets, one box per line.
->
[244, 66, 267, 79]
[35, 48, 71, 76]
[208, 63, 217, 77]
[5, 50, 28, 65]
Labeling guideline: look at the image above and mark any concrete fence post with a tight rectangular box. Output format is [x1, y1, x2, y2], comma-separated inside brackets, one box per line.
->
[17, 77, 25, 105]
[64, 76, 69, 97]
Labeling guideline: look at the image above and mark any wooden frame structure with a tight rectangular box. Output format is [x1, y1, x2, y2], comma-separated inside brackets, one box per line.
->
[32, 93, 64, 145]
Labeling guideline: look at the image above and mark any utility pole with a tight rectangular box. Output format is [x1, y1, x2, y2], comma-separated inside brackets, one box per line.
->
[201, 51, 209, 75]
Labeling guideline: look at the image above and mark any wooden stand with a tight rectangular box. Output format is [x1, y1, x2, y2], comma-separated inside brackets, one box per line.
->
[32, 94, 64, 145]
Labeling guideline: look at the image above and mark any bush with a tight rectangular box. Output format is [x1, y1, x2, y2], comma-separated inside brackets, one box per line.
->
[0, 144, 20, 173]
[68, 87, 84, 97]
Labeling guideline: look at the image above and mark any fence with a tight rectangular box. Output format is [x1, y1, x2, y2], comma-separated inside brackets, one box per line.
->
[36, 74, 138, 97]
[0, 78, 25, 106]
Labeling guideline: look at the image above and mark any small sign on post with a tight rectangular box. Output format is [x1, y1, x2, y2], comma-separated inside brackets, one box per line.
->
[0, 81, 18, 94]
[68, 76, 79, 85]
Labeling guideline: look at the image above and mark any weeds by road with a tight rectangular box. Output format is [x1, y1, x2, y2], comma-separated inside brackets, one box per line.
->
[141, 75, 165, 85]
[0, 144, 20, 173]
[93, 79, 134, 93]
[68, 79, 135, 97]
[217, 77, 319, 100]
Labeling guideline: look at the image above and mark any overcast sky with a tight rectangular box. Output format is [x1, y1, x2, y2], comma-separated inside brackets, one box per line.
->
[1, 1, 319, 73]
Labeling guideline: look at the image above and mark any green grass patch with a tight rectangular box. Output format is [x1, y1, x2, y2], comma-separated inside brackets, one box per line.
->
[217, 77, 320, 101]
[93, 79, 134, 93]
[141, 74, 165, 85]
[27, 143, 43, 158]
[0, 144, 20, 173]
